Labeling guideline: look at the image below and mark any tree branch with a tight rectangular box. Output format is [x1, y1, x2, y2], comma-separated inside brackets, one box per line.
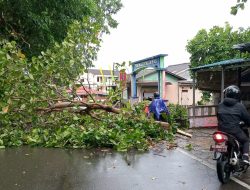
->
[37, 101, 120, 114]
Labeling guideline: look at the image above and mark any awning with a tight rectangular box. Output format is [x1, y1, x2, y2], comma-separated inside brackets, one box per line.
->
[191, 58, 250, 72]
[190, 58, 250, 97]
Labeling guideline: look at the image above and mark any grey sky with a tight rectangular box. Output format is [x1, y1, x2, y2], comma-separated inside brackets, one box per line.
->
[94, 0, 250, 70]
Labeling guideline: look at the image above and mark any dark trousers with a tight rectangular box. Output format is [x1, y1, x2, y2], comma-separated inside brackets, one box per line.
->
[219, 126, 249, 154]
[233, 129, 249, 154]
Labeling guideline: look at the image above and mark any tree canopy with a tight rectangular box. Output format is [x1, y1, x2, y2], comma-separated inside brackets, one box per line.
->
[0, 0, 122, 58]
[186, 23, 250, 69]
[0, 0, 124, 128]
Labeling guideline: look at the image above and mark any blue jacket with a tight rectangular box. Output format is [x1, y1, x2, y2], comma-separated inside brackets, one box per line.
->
[149, 98, 170, 120]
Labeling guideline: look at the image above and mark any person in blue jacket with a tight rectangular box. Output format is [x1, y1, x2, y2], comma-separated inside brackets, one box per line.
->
[149, 92, 170, 121]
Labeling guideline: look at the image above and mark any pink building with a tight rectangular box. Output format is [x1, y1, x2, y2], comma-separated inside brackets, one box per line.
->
[126, 63, 203, 106]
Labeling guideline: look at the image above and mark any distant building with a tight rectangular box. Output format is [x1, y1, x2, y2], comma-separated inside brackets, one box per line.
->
[167, 63, 191, 80]
[126, 63, 203, 106]
[167, 63, 203, 105]
[74, 63, 203, 106]
[67, 68, 120, 101]
[67, 86, 108, 101]
[77, 68, 119, 93]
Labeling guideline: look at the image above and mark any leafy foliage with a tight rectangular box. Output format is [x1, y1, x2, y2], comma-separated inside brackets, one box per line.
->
[167, 104, 189, 129]
[0, 0, 122, 58]
[231, 0, 248, 15]
[0, 102, 173, 151]
[197, 91, 211, 105]
[185, 143, 193, 151]
[0, 20, 101, 128]
[186, 23, 250, 69]
[0, 0, 121, 127]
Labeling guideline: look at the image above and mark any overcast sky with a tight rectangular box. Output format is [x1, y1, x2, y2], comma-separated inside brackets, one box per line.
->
[94, 0, 250, 70]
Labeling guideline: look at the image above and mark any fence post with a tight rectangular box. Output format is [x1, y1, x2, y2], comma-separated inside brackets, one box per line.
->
[220, 67, 225, 102]
[192, 71, 196, 117]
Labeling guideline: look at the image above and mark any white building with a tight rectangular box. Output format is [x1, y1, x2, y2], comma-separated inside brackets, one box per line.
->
[77, 69, 119, 93]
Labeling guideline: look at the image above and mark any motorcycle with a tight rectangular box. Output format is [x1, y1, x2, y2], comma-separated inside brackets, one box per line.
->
[210, 123, 249, 184]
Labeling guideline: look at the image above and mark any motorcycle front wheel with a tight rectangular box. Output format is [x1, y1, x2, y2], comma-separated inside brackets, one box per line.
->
[216, 155, 231, 184]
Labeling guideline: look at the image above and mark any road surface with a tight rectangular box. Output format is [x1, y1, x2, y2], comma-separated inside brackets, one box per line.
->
[0, 146, 249, 190]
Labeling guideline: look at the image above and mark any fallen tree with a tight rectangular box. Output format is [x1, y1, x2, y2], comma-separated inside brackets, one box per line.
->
[37, 101, 121, 114]
[0, 99, 175, 151]
[37, 100, 191, 139]
[155, 121, 192, 138]
[0, 2, 188, 150]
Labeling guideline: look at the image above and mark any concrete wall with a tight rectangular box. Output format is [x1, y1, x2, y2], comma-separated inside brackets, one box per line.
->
[166, 84, 178, 104]
[178, 84, 203, 105]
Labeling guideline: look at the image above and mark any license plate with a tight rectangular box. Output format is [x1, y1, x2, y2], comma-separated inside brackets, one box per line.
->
[210, 145, 227, 152]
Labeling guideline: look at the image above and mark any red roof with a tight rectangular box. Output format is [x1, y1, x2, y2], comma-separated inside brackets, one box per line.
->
[67, 87, 107, 96]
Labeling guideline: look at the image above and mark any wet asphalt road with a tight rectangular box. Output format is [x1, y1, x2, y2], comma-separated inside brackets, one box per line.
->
[0, 147, 249, 190]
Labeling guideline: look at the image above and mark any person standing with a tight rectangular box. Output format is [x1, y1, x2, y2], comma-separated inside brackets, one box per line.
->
[149, 92, 170, 121]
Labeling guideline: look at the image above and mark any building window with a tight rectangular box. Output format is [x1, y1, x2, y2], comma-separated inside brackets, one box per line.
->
[81, 78, 85, 82]
[97, 76, 102, 82]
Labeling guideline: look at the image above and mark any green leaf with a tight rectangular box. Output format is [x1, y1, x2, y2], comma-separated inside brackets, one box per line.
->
[29, 73, 34, 80]
[20, 104, 26, 109]
[6, 54, 11, 60]
[109, 139, 117, 145]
